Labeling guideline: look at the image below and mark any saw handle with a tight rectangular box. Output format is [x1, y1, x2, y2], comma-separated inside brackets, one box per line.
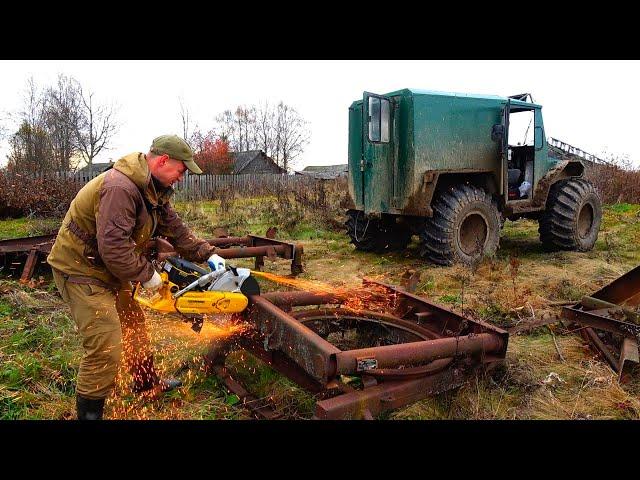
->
[132, 271, 170, 306]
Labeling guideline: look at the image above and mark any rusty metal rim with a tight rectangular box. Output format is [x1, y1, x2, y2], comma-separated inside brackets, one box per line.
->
[291, 307, 452, 379]
[291, 308, 441, 340]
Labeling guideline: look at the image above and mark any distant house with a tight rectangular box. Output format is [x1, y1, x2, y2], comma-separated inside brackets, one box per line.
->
[296, 164, 348, 180]
[78, 161, 114, 175]
[230, 150, 286, 174]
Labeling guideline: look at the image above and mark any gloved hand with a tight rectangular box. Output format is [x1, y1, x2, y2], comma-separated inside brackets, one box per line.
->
[142, 270, 163, 291]
[207, 253, 226, 272]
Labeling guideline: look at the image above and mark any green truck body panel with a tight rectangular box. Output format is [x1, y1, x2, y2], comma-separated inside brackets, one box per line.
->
[348, 88, 559, 215]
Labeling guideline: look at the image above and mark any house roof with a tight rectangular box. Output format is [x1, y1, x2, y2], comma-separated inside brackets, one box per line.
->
[231, 150, 262, 173]
[302, 164, 348, 173]
[298, 164, 348, 179]
[78, 162, 113, 173]
[230, 150, 286, 174]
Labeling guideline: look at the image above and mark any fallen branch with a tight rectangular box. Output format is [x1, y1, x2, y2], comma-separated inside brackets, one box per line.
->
[547, 325, 565, 362]
[547, 300, 578, 307]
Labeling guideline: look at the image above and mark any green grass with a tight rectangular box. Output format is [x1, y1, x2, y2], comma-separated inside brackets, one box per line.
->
[0, 281, 79, 419]
[606, 203, 640, 215]
[0, 217, 60, 240]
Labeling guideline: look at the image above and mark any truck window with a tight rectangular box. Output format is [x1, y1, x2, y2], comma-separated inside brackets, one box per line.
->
[508, 110, 534, 147]
[368, 96, 390, 143]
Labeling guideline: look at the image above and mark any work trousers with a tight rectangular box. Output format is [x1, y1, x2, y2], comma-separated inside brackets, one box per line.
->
[52, 270, 157, 399]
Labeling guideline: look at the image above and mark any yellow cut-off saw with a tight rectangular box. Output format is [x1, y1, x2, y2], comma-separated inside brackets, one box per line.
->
[133, 243, 260, 332]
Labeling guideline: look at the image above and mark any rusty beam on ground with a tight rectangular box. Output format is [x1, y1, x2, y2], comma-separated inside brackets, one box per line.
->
[619, 337, 640, 380]
[206, 234, 303, 275]
[562, 263, 640, 378]
[19, 248, 39, 284]
[563, 307, 640, 339]
[211, 365, 281, 420]
[313, 365, 470, 420]
[207, 236, 252, 246]
[0, 234, 56, 254]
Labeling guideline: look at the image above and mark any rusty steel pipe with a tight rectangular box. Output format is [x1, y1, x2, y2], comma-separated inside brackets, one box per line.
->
[259, 291, 348, 307]
[212, 245, 286, 259]
[207, 236, 252, 247]
[335, 332, 503, 375]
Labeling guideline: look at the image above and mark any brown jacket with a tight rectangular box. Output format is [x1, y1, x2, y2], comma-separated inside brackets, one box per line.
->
[47, 152, 214, 287]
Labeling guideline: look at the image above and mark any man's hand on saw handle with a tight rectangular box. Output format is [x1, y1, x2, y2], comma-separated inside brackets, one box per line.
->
[142, 270, 163, 292]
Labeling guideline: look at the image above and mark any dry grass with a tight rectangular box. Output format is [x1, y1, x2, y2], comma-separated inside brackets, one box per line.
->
[2, 198, 640, 419]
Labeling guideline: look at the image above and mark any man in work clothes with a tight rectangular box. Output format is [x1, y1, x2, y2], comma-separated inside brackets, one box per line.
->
[47, 134, 221, 420]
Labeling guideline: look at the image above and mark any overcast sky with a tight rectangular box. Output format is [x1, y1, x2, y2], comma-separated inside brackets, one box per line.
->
[1, 60, 638, 169]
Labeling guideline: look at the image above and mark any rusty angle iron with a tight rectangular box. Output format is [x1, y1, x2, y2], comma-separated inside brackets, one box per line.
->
[202, 278, 508, 420]
[562, 264, 640, 380]
[0, 229, 304, 282]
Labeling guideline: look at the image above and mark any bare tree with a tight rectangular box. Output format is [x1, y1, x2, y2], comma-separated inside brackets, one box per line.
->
[178, 96, 193, 145]
[44, 74, 83, 172]
[75, 87, 119, 167]
[215, 109, 236, 147]
[254, 101, 274, 156]
[273, 101, 310, 171]
[211, 100, 310, 170]
[234, 106, 257, 152]
[189, 127, 216, 156]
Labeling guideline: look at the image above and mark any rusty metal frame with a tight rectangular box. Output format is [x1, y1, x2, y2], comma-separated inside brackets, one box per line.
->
[0, 231, 304, 282]
[0, 234, 56, 284]
[562, 264, 640, 379]
[206, 279, 508, 420]
[207, 234, 304, 275]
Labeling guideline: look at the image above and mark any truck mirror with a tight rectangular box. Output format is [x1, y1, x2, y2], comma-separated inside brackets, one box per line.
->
[491, 124, 504, 142]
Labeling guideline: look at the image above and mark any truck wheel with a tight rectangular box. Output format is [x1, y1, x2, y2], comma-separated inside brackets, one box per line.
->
[345, 210, 411, 253]
[421, 185, 500, 265]
[538, 178, 602, 251]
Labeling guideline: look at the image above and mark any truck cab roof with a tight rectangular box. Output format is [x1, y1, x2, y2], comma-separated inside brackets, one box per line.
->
[351, 88, 542, 109]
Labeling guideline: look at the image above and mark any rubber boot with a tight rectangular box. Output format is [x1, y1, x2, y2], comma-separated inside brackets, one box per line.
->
[76, 395, 105, 420]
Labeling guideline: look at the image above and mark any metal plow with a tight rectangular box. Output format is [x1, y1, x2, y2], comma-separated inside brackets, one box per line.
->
[203, 279, 508, 420]
[563, 265, 640, 380]
[0, 229, 304, 283]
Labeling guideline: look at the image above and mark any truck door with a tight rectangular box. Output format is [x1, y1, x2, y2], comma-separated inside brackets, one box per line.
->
[362, 92, 396, 213]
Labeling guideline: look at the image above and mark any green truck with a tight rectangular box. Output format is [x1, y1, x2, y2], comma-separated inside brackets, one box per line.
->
[344, 89, 603, 265]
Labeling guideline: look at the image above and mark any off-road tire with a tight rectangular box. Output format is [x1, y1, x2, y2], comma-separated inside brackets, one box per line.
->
[538, 178, 602, 251]
[345, 210, 411, 253]
[421, 185, 500, 265]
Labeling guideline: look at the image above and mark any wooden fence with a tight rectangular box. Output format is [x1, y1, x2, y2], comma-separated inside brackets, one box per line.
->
[17, 171, 332, 200]
[173, 173, 323, 200]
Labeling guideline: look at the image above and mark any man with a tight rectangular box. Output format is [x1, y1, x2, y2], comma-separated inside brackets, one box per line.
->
[47, 134, 222, 420]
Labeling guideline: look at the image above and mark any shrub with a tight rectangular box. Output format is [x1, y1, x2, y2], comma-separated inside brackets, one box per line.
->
[585, 162, 640, 204]
[0, 170, 80, 219]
